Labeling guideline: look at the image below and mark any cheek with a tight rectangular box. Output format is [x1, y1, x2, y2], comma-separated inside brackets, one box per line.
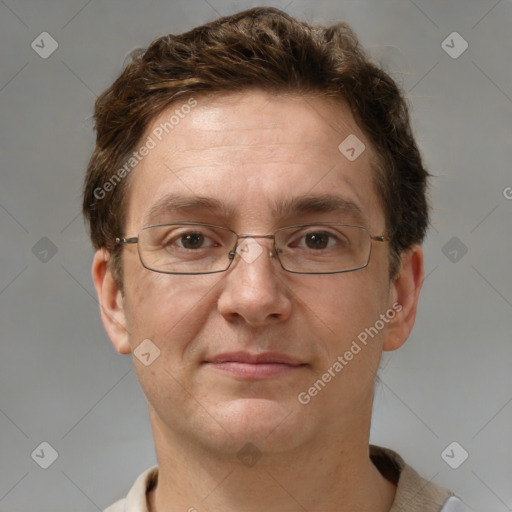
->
[124, 269, 222, 351]
[303, 272, 389, 356]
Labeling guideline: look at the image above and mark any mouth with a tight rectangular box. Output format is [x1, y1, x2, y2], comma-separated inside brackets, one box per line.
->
[203, 352, 307, 379]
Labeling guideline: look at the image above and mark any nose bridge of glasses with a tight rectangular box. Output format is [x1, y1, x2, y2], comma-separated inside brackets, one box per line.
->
[237, 234, 275, 240]
[231, 233, 277, 260]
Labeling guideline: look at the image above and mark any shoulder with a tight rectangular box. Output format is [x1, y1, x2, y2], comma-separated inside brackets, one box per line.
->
[103, 466, 158, 512]
[103, 499, 126, 512]
[440, 496, 475, 512]
[370, 445, 473, 512]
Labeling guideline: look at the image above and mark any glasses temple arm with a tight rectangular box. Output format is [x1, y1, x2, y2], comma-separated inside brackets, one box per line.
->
[116, 237, 138, 245]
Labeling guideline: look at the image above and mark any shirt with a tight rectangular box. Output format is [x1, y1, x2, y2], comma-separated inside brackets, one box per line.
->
[104, 445, 472, 512]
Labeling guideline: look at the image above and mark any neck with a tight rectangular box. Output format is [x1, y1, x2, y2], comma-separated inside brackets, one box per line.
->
[147, 410, 396, 512]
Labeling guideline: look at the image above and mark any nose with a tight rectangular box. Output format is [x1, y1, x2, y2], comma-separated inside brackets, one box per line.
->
[217, 236, 292, 327]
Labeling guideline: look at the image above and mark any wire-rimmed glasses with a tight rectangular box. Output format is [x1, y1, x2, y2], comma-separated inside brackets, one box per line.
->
[116, 222, 391, 275]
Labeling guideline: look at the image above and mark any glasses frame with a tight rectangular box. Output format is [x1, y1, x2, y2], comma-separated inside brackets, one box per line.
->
[115, 222, 391, 275]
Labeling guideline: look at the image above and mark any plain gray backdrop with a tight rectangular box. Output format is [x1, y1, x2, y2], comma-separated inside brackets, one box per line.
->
[1, 0, 511, 511]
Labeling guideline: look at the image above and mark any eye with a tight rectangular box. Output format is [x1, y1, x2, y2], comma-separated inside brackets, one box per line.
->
[178, 232, 208, 250]
[293, 230, 339, 250]
[160, 229, 219, 251]
[302, 232, 334, 250]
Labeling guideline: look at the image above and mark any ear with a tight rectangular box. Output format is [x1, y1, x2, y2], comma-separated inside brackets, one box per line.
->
[382, 245, 424, 352]
[92, 249, 131, 355]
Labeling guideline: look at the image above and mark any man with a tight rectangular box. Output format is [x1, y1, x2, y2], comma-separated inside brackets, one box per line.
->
[83, 7, 471, 512]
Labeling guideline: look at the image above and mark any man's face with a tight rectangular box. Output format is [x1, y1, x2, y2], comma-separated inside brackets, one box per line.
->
[110, 90, 400, 454]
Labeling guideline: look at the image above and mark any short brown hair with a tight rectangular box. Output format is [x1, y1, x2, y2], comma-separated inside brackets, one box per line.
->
[83, 6, 429, 283]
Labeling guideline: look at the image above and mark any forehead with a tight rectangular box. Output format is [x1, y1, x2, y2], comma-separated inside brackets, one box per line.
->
[125, 90, 384, 231]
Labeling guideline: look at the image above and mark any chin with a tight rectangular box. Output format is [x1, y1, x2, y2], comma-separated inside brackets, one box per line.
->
[210, 397, 307, 451]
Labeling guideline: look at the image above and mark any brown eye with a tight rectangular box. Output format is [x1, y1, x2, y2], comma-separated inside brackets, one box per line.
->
[180, 232, 205, 249]
[304, 232, 331, 249]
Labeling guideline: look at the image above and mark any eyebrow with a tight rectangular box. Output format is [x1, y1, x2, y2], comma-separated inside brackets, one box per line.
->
[274, 194, 366, 224]
[144, 193, 367, 226]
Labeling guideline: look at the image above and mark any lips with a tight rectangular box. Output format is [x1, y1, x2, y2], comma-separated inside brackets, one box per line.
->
[204, 352, 306, 379]
[207, 352, 303, 365]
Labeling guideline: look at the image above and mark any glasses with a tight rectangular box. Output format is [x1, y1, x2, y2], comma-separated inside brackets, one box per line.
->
[115, 222, 391, 275]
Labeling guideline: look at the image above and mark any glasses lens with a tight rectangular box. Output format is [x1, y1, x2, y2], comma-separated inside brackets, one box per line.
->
[275, 224, 371, 273]
[135, 223, 372, 275]
[138, 224, 237, 274]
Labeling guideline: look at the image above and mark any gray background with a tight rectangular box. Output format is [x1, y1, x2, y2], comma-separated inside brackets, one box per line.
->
[1, 0, 511, 510]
